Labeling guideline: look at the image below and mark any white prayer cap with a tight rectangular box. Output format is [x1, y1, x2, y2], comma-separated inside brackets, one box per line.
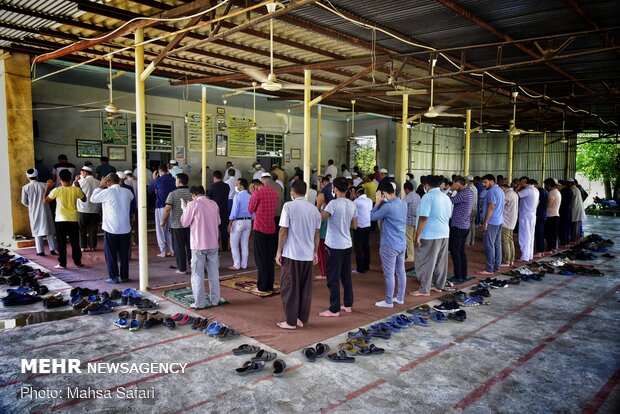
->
[117, 172, 126, 180]
[170, 160, 179, 165]
[344, 174, 352, 179]
[466, 175, 474, 180]
[26, 168, 38, 178]
[379, 168, 388, 174]
[81, 166, 93, 172]
[352, 172, 358, 176]
[261, 172, 271, 178]
[388, 173, 395, 178]
[124, 170, 132, 175]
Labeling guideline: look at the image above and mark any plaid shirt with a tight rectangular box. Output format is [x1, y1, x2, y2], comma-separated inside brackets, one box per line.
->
[248, 185, 278, 234]
[450, 186, 474, 229]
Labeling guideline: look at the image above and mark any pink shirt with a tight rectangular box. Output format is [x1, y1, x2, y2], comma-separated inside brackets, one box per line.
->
[180, 196, 221, 250]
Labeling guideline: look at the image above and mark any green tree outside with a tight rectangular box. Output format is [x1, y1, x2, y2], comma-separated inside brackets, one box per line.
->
[576, 134, 620, 201]
[353, 142, 376, 175]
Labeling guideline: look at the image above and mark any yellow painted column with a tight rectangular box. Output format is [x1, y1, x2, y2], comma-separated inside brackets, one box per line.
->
[508, 133, 514, 182]
[464, 109, 471, 176]
[317, 105, 322, 178]
[399, 94, 409, 199]
[134, 29, 149, 291]
[0, 52, 35, 243]
[431, 128, 437, 175]
[303, 70, 311, 188]
[541, 132, 547, 181]
[201, 86, 207, 189]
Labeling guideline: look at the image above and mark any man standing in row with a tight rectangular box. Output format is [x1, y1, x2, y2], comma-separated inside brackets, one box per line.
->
[95, 156, 116, 180]
[320, 177, 357, 317]
[371, 181, 407, 308]
[149, 165, 176, 257]
[353, 187, 372, 274]
[162, 173, 192, 274]
[90, 174, 134, 284]
[248, 179, 279, 294]
[208, 170, 231, 252]
[261, 173, 284, 229]
[229, 178, 253, 270]
[568, 178, 586, 243]
[403, 181, 420, 263]
[500, 181, 518, 267]
[478, 174, 504, 275]
[544, 178, 561, 253]
[181, 186, 221, 308]
[21, 169, 57, 256]
[75, 166, 101, 252]
[448, 176, 474, 283]
[275, 181, 321, 330]
[516, 177, 539, 262]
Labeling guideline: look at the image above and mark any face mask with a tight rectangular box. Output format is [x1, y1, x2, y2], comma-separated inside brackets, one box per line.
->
[331, 191, 336, 198]
[234, 186, 240, 193]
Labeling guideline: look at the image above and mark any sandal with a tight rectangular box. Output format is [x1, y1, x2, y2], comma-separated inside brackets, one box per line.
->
[206, 322, 222, 336]
[338, 342, 358, 355]
[272, 359, 287, 377]
[235, 360, 265, 376]
[177, 314, 194, 325]
[315, 343, 331, 358]
[118, 310, 130, 319]
[87, 300, 116, 315]
[114, 318, 129, 329]
[406, 304, 431, 316]
[448, 309, 467, 323]
[251, 350, 277, 362]
[233, 344, 261, 356]
[410, 314, 431, 327]
[136, 298, 159, 310]
[129, 319, 141, 331]
[163, 318, 176, 330]
[430, 311, 447, 323]
[302, 347, 316, 362]
[357, 344, 385, 355]
[327, 350, 355, 363]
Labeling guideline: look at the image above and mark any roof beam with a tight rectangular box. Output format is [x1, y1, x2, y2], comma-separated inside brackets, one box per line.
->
[310, 65, 374, 105]
[33, 0, 215, 63]
[563, 0, 620, 58]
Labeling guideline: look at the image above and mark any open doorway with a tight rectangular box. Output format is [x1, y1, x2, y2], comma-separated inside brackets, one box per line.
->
[349, 135, 377, 175]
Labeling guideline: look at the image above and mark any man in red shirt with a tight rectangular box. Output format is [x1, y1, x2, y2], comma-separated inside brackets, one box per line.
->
[248, 179, 279, 293]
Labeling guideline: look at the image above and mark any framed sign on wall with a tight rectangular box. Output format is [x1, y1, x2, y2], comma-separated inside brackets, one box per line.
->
[107, 146, 127, 161]
[76, 139, 102, 158]
[102, 117, 129, 145]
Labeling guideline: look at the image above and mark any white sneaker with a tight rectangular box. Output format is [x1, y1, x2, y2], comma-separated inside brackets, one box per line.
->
[375, 300, 393, 308]
[393, 298, 404, 305]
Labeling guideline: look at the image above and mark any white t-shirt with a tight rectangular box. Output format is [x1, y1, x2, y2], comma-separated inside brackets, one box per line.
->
[279, 198, 321, 261]
[547, 188, 561, 217]
[225, 176, 237, 200]
[354, 194, 373, 228]
[77, 175, 102, 214]
[324, 197, 357, 249]
[325, 165, 338, 180]
[518, 185, 539, 220]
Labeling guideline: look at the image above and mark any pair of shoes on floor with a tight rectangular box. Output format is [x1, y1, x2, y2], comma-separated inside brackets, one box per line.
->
[302, 343, 330, 362]
[204, 321, 239, 339]
[235, 358, 286, 377]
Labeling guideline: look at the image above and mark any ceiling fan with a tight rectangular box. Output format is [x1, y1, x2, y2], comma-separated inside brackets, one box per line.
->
[242, 16, 332, 93]
[424, 58, 462, 118]
[508, 91, 543, 137]
[79, 56, 135, 115]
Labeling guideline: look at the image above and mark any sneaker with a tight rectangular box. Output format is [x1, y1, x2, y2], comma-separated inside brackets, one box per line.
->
[53, 264, 67, 269]
[374, 300, 394, 308]
[392, 298, 405, 305]
[433, 301, 460, 313]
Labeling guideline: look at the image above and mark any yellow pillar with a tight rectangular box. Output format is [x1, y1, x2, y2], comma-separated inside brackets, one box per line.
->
[0, 52, 35, 243]
[317, 105, 322, 178]
[508, 133, 514, 182]
[464, 109, 471, 176]
[303, 70, 311, 188]
[541, 132, 547, 181]
[399, 94, 409, 199]
[431, 128, 437, 175]
[201, 86, 207, 189]
[134, 29, 149, 292]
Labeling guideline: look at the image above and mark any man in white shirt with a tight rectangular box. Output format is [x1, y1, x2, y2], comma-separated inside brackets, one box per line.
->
[500, 182, 519, 266]
[340, 164, 351, 178]
[353, 187, 372, 273]
[225, 168, 238, 213]
[225, 161, 242, 181]
[515, 177, 539, 262]
[567, 178, 586, 243]
[275, 181, 321, 330]
[75, 166, 101, 252]
[90, 173, 135, 284]
[21, 168, 57, 256]
[252, 163, 266, 180]
[319, 177, 358, 317]
[324, 159, 338, 181]
[544, 178, 561, 253]
[352, 172, 362, 187]
[124, 170, 138, 195]
[169, 160, 184, 178]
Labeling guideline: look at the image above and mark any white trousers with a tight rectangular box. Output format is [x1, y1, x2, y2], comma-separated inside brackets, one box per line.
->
[518, 216, 536, 261]
[229, 220, 252, 269]
[155, 207, 174, 255]
[35, 236, 56, 254]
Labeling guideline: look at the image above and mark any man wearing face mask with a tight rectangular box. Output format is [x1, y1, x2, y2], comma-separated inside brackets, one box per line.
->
[90, 173, 134, 284]
[370, 180, 408, 307]
[228, 178, 253, 270]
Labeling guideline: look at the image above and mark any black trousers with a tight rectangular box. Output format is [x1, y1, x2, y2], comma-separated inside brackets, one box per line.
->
[326, 246, 353, 313]
[559, 214, 571, 246]
[219, 217, 229, 251]
[254, 230, 276, 291]
[449, 227, 469, 280]
[535, 217, 546, 253]
[171, 227, 191, 272]
[280, 257, 313, 326]
[104, 232, 130, 281]
[353, 227, 371, 272]
[544, 216, 559, 251]
[56, 221, 82, 267]
[78, 212, 99, 249]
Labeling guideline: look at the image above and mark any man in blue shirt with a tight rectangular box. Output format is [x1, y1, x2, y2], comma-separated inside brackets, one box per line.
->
[370, 180, 408, 308]
[478, 174, 505, 274]
[411, 175, 452, 296]
[148, 164, 177, 257]
[228, 178, 253, 270]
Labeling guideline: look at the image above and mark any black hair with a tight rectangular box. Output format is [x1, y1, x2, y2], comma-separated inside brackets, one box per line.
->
[238, 178, 248, 190]
[100, 156, 109, 163]
[213, 170, 223, 179]
[176, 173, 189, 186]
[404, 181, 414, 191]
[251, 179, 262, 185]
[159, 164, 168, 173]
[544, 178, 557, 187]
[481, 174, 496, 182]
[378, 181, 395, 194]
[291, 180, 307, 196]
[321, 176, 331, 184]
[107, 173, 120, 184]
[58, 169, 72, 182]
[190, 185, 205, 196]
[228, 168, 236, 176]
[333, 177, 349, 193]
[58, 154, 68, 161]
[453, 176, 466, 186]
[328, 159, 334, 165]
[425, 175, 442, 188]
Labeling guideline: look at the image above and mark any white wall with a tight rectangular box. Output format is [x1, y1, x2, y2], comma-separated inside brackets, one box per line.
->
[31, 80, 347, 181]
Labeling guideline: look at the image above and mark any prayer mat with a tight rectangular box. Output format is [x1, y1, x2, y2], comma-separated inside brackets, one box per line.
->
[221, 276, 281, 297]
[447, 275, 476, 284]
[162, 286, 229, 309]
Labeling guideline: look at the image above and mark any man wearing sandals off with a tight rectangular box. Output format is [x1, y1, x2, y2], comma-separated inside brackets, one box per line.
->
[275, 181, 321, 329]
[180, 186, 221, 308]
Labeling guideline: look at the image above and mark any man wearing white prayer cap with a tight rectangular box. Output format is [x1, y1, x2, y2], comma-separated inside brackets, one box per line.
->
[74, 165, 101, 251]
[21, 168, 57, 256]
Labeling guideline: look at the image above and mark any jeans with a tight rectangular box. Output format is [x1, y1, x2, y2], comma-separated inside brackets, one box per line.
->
[326, 246, 353, 313]
[379, 245, 406, 304]
[502, 227, 515, 264]
[190, 248, 220, 307]
[170, 227, 191, 272]
[230, 220, 252, 269]
[449, 227, 469, 280]
[483, 223, 502, 272]
[104, 232, 130, 281]
[353, 227, 371, 272]
[155, 207, 173, 255]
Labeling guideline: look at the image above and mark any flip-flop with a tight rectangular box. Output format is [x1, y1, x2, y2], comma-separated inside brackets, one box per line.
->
[163, 318, 176, 330]
[406, 304, 431, 316]
[411, 314, 431, 327]
[347, 329, 372, 342]
[357, 344, 385, 355]
[177, 314, 194, 325]
[315, 343, 331, 358]
[233, 344, 261, 356]
[135, 298, 159, 310]
[327, 350, 356, 363]
[338, 342, 358, 355]
[302, 347, 316, 362]
[235, 360, 265, 376]
[251, 350, 277, 362]
[272, 359, 287, 377]
[430, 311, 447, 323]
[87, 300, 115, 315]
[206, 322, 222, 336]
[114, 318, 129, 328]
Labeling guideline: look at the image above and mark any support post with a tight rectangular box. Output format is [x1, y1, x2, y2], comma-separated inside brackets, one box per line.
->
[541, 132, 547, 181]
[397, 94, 409, 198]
[201, 86, 207, 189]
[135, 28, 149, 292]
[464, 109, 471, 176]
[431, 127, 437, 175]
[303, 69, 311, 192]
[317, 105, 322, 180]
[564, 136, 571, 178]
[508, 133, 514, 182]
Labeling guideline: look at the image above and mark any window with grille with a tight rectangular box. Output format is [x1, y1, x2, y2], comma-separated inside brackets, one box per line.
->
[256, 133, 284, 157]
[131, 121, 173, 152]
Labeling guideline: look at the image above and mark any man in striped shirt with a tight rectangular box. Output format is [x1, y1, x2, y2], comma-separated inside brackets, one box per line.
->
[448, 176, 474, 283]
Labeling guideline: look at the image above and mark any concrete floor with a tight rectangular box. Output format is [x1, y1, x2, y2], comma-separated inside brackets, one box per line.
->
[0, 217, 619, 414]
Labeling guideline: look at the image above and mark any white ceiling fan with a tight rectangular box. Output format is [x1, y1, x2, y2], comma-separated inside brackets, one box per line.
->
[424, 58, 463, 118]
[79, 56, 135, 115]
[242, 15, 332, 93]
[509, 91, 543, 137]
